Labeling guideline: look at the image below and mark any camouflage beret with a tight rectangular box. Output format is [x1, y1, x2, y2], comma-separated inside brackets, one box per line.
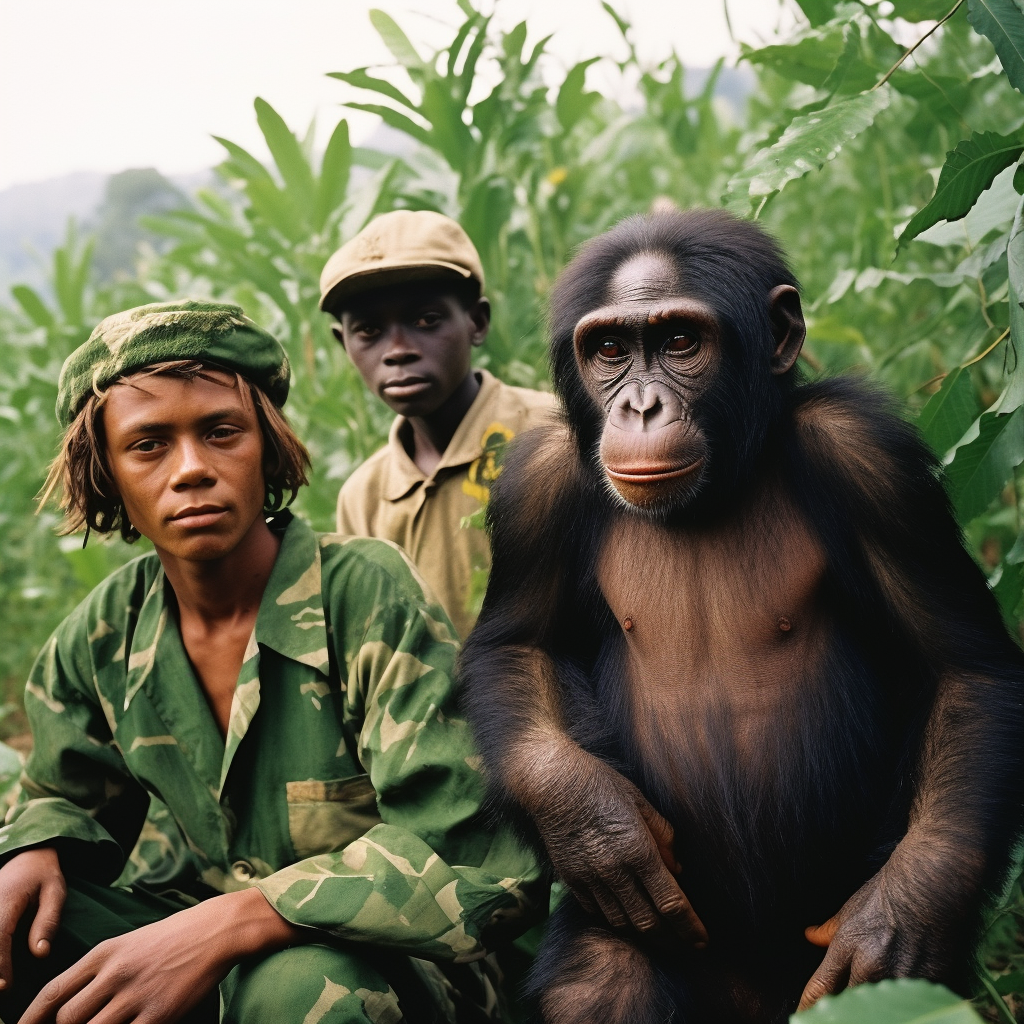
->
[56, 300, 291, 427]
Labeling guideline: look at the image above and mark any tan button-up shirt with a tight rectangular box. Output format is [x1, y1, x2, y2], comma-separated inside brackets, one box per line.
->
[337, 369, 557, 638]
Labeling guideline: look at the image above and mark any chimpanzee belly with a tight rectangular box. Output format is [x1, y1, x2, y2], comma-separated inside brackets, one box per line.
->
[593, 503, 907, 957]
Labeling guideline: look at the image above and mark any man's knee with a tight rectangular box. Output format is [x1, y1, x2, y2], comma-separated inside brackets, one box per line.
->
[221, 944, 403, 1024]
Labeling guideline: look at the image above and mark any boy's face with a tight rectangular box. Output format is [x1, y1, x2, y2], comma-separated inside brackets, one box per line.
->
[103, 370, 268, 562]
[337, 281, 489, 418]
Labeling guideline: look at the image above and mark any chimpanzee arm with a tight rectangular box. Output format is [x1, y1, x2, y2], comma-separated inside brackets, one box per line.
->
[792, 380, 1024, 1004]
[459, 423, 708, 944]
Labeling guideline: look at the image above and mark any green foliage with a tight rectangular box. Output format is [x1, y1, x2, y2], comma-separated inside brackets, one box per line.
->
[0, 0, 1021, 1014]
[792, 978, 984, 1022]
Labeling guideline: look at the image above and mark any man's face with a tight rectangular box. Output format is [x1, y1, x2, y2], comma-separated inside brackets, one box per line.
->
[338, 282, 490, 417]
[103, 370, 268, 562]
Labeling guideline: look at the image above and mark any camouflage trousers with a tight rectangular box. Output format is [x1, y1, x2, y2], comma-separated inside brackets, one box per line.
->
[0, 879, 471, 1024]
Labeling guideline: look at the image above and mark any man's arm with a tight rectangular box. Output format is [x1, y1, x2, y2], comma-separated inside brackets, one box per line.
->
[253, 535, 546, 962]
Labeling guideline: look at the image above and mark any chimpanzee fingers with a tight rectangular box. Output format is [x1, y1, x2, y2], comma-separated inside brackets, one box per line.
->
[634, 799, 680, 874]
[588, 880, 633, 931]
[797, 945, 851, 1011]
[638, 860, 707, 946]
[28, 873, 66, 959]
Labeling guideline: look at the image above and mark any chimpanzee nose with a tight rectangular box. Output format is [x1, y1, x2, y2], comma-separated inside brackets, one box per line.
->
[609, 381, 681, 432]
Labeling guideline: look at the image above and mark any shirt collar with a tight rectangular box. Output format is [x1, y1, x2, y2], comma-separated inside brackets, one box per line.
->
[125, 510, 330, 715]
[383, 368, 502, 501]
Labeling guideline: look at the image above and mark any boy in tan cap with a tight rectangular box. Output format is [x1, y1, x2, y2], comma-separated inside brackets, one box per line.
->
[320, 210, 555, 638]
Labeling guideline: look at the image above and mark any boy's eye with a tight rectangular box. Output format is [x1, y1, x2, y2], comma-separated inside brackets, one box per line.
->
[132, 439, 163, 454]
[208, 426, 239, 440]
[354, 323, 380, 338]
[415, 311, 443, 329]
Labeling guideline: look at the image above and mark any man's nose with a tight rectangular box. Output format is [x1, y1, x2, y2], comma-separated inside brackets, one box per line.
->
[170, 439, 215, 490]
[382, 326, 419, 365]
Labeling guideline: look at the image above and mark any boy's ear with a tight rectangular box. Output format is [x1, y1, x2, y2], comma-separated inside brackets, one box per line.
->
[330, 322, 345, 347]
[470, 297, 490, 348]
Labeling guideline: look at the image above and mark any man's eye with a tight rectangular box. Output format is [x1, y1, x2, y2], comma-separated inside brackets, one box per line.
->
[663, 333, 699, 355]
[596, 338, 626, 360]
[132, 439, 162, 454]
[355, 324, 380, 338]
[209, 426, 239, 440]
[416, 312, 442, 329]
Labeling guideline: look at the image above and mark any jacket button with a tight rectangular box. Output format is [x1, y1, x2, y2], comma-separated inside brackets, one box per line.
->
[231, 860, 256, 882]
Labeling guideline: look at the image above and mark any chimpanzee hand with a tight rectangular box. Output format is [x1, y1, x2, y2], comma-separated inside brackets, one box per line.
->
[18, 886, 302, 1024]
[798, 842, 976, 1010]
[0, 847, 66, 991]
[524, 744, 708, 945]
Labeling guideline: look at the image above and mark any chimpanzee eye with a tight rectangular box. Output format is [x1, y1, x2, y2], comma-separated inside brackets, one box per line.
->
[663, 333, 699, 355]
[596, 338, 627, 360]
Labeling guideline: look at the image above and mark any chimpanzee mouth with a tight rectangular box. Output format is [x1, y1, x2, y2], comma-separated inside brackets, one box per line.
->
[605, 459, 704, 484]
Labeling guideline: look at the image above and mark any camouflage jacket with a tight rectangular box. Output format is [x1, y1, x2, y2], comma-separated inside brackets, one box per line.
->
[0, 511, 541, 962]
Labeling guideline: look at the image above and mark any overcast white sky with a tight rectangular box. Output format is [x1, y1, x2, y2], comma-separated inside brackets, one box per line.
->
[0, 0, 794, 191]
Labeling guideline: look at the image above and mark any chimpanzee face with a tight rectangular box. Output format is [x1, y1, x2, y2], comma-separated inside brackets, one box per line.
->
[573, 253, 720, 512]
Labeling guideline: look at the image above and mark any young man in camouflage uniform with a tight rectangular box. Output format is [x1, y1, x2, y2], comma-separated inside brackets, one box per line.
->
[0, 301, 541, 1024]
[320, 211, 555, 639]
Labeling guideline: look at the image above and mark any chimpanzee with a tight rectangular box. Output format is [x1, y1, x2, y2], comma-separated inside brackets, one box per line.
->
[458, 209, 1024, 1024]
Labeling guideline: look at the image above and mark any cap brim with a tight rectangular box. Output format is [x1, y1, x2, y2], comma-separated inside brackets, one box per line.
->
[319, 261, 475, 311]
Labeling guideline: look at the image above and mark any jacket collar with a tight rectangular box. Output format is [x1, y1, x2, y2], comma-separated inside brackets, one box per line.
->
[382, 368, 501, 501]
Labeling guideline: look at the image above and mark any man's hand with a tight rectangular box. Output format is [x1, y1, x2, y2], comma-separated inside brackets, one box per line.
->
[798, 840, 978, 1011]
[19, 886, 303, 1024]
[521, 742, 708, 946]
[0, 847, 66, 991]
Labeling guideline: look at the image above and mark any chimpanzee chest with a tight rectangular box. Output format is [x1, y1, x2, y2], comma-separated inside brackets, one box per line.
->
[595, 498, 830, 744]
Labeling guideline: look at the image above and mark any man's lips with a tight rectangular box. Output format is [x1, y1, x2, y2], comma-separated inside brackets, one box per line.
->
[168, 505, 228, 527]
[605, 459, 704, 484]
[381, 377, 432, 399]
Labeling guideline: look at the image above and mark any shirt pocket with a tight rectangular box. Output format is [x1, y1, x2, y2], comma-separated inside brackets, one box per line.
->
[285, 775, 383, 860]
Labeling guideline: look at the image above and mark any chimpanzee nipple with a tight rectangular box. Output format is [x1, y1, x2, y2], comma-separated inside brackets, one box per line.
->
[623, 617, 634, 632]
[778, 617, 792, 632]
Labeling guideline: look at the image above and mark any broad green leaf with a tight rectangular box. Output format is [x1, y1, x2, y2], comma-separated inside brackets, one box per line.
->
[897, 130, 1024, 248]
[795, 0, 839, 26]
[556, 58, 601, 131]
[916, 165, 1021, 247]
[254, 98, 316, 219]
[893, 0, 961, 19]
[369, 9, 424, 70]
[313, 119, 351, 233]
[945, 406, 1024, 522]
[420, 78, 475, 173]
[792, 978, 984, 1022]
[967, 0, 1024, 94]
[743, 31, 847, 89]
[918, 366, 981, 456]
[725, 89, 890, 212]
[11, 285, 55, 329]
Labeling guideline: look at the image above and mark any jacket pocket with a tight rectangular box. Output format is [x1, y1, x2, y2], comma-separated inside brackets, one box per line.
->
[285, 775, 382, 859]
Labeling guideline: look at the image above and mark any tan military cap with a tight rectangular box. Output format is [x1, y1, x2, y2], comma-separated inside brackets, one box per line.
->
[319, 210, 485, 311]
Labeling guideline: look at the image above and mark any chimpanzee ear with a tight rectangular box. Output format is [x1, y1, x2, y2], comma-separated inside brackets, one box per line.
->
[768, 285, 805, 375]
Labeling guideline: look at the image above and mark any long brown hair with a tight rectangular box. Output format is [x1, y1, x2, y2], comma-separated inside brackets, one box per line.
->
[38, 360, 311, 542]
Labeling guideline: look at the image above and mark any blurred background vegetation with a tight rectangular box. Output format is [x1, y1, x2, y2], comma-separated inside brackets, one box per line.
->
[1, 2, 1024, 1015]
